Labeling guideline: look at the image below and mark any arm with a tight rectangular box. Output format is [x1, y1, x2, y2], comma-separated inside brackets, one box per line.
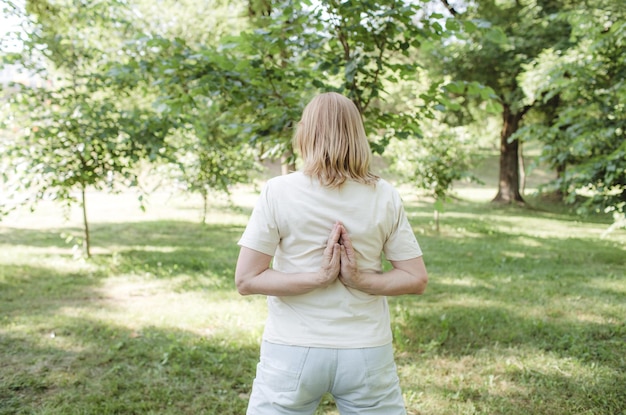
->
[338, 223, 428, 296]
[235, 222, 343, 296]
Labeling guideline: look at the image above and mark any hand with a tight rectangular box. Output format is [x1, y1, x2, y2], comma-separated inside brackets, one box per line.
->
[318, 221, 342, 287]
[337, 223, 363, 289]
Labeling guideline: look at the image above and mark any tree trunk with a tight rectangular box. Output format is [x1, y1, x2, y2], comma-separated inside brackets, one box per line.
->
[81, 185, 91, 258]
[202, 191, 208, 225]
[493, 104, 525, 204]
[555, 162, 566, 200]
[281, 143, 296, 175]
[519, 140, 526, 195]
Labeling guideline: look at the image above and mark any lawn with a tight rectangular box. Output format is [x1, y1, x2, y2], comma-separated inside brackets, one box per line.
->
[1, 184, 625, 415]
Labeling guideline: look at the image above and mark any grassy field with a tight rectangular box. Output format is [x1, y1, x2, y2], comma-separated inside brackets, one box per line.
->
[1, 182, 625, 415]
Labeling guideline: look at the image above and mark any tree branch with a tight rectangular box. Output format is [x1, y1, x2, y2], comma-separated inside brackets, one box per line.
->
[439, 0, 459, 17]
[520, 104, 533, 118]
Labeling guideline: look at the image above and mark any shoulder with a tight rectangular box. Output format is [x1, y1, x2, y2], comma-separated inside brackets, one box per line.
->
[267, 171, 305, 184]
[373, 179, 406, 211]
[262, 171, 312, 195]
[375, 178, 401, 197]
[375, 177, 394, 190]
[266, 171, 317, 189]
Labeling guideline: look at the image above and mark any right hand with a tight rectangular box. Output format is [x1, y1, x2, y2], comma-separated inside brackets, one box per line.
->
[318, 221, 342, 286]
[337, 223, 362, 289]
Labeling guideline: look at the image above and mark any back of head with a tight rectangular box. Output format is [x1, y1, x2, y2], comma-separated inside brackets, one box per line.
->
[294, 92, 378, 187]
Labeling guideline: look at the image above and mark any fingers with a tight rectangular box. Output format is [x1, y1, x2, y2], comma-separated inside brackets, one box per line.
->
[321, 222, 361, 289]
[339, 244, 348, 263]
[339, 244, 360, 289]
[323, 222, 342, 258]
[324, 221, 356, 264]
[327, 222, 342, 246]
[339, 243, 356, 268]
[331, 243, 341, 266]
[338, 223, 355, 258]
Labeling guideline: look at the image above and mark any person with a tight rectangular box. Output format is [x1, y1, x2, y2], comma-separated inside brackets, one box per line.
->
[235, 92, 428, 415]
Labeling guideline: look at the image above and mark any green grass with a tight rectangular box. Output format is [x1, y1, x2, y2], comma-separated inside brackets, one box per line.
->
[1, 187, 625, 415]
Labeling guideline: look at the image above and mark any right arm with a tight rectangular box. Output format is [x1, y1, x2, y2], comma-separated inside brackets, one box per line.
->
[338, 223, 428, 296]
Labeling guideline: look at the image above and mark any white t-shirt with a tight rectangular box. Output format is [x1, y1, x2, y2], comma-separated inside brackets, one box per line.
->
[238, 171, 422, 348]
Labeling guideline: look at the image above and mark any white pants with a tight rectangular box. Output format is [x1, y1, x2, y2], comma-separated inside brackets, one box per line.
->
[246, 341, 407, 415]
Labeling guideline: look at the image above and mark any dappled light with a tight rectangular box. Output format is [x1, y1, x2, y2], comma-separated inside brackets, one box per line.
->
[1, 0, 625, 412]
[2, 188, 624, 414]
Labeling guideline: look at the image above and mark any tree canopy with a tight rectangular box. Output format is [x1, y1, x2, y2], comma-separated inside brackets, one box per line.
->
[519, 0, 626, 220]
[1, 0, 624, 250]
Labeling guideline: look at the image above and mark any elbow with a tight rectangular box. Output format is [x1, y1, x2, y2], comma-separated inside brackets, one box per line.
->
[236, 281, 252, 296]
[413, 272, 428, 295]
[235, 273, 253, 296]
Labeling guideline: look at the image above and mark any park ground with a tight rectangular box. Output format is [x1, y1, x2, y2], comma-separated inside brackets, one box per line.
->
[1, 158, 625, 414]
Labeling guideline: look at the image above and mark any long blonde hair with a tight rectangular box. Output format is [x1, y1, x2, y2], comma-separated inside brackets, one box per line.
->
[294, 92, 379, 187]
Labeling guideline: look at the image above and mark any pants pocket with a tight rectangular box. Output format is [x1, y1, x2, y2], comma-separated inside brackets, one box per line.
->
[361, 345, 400, 391]
[256, 342, 309, 392]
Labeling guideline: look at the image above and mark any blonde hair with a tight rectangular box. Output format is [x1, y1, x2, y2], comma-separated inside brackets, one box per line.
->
[294, 92, 379, 188]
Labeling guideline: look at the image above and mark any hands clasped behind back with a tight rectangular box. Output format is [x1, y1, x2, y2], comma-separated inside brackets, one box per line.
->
[318, 221, 361, 289]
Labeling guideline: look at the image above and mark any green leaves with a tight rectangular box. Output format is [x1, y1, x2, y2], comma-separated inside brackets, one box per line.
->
[517, 2, 626, 219]
[5, 0, 623, 235]
[484, 26, 511, 50]
[1, 0, 177, 254]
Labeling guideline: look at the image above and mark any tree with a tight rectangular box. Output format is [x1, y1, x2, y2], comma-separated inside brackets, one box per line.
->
[116, 28, 311, 194]
[386, 121, 477, 231]
[163, 105, 258, 224]
[1, 0, 170, 257]
[519, 0, 626, 228]
[125, 0, 440, 179]
[434, 0, 574, 204]
[302, 0, 436, 152]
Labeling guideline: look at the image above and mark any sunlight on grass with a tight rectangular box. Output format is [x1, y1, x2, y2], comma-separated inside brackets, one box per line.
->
[1, 186, 624, 415]
[399, 344, 621, 415]
[453, 187, 497, 202]
[91, 276, 267, 338]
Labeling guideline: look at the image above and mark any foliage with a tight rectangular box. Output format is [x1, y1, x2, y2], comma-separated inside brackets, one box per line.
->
[163, 110, 259, 224]
[518, 0, 626, 225]
[386, 121, 478, 231]
[429, 0, 576, 203]
[3, 0, 624, 234]
[123, 0, 436, 157]
[300, 0, 432, 152]
[1, 0, 174, 256]
[112, 0, 465, 195]
[112, 3, 313, 178]
[2, 0, 509, 231]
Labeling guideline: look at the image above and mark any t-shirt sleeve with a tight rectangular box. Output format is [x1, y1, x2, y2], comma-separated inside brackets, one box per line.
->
[237, 183, 280, 256]
[383, 191, 422, 261]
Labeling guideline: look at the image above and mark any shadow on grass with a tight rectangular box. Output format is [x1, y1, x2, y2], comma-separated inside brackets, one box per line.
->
[405, 195, 619, 226]
[391, 282, 625, 414]
[493, 369, 625, 415]
[1, 220, 244, 249]
[1, 220, 259, 414]
[1, 220, 245, 292]
[392, 300, 625, 361]
[0, 227, 83, 249]
[2, 201, 624, 414]
[414, 221, 624, 283]
[389, 199, 625, 413]
[393, 302, 625, 415]
[91, 220, 245, 249]
[0, 317, 258, 415]
[0, 263, 108, 320]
